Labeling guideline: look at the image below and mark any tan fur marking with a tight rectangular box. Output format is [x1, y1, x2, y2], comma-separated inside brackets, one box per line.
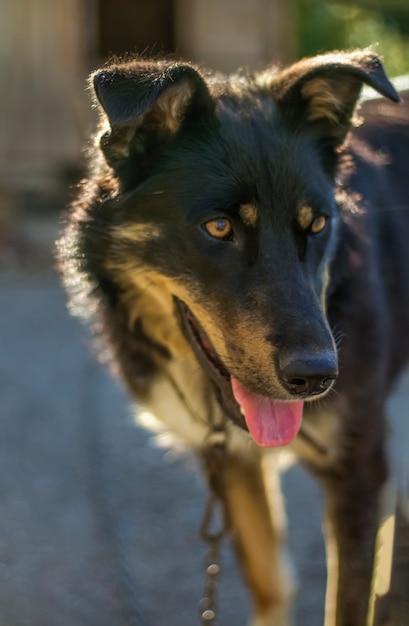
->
[106, 236, 285, 398]
[301, 78, 344, 125]
[239, 203, 258, 227]
[323, 516, 339, 626]
[111, 223, 163, 244]
[298, 205, 314, 230]
[223, 453, 295, 624]
[154, 80, 195, 133]
[122, 272, 190, 356]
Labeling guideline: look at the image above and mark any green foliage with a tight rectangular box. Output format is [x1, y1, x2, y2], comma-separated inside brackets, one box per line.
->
[296, 1, 409, 76]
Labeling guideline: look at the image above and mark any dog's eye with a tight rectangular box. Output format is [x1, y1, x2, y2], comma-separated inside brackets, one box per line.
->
[310, 215, 328, 236]
[203, 218, 233, 240]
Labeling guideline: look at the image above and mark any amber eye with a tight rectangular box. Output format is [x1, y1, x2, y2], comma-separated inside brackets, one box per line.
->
[203, 218, 233, 240]
[310, 215, 328, 235]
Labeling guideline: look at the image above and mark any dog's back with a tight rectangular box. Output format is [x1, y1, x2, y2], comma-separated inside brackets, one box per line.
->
[327, 92, 409, 401]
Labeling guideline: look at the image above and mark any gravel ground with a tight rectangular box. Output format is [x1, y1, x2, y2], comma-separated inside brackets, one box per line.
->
[0, 270, 326, 626]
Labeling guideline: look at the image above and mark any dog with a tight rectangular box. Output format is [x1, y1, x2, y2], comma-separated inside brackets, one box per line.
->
[59, 49, 409, 625]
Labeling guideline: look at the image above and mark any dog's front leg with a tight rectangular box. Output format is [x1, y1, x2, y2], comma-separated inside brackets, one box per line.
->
[203, 447, 296, 626]
[316, 445, 387, 626]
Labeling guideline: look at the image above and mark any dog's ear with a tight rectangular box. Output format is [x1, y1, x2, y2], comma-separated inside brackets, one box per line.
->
[92, 61, 214, 173]
[261, 50, 399, 148]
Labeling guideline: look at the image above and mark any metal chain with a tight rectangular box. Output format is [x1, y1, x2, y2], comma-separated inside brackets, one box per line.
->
[198, 427, 230, 625]
[199, 539, 222, 623]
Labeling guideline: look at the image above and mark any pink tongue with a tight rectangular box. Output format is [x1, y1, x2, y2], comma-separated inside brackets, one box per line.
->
[231, 377, 303, 447]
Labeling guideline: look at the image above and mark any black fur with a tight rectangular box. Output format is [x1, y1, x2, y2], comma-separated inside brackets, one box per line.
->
[59, 50, 409, 625]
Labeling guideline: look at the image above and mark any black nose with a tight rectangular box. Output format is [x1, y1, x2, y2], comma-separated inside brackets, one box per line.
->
[279, 352, 338, 398]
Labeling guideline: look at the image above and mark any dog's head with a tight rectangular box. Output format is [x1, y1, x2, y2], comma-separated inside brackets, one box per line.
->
[86, 51, 398, 446]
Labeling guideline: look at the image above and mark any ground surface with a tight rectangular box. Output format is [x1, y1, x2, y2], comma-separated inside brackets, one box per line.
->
[0, 270, 326, 626]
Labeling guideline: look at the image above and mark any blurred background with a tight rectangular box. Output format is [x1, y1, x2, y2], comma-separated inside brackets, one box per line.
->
[0, 0, 408, 263]
[0, 2, 408, 626]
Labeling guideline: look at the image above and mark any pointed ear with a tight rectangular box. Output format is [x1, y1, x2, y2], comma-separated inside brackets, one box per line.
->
[92, 60, 214, 172]
[259, 49, 400, 148]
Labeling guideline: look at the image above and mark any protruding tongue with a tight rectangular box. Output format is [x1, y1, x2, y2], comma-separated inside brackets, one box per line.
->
[231, 377, 303, 447]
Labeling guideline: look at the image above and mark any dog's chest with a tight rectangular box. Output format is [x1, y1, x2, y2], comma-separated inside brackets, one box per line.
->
[290, 403, 343, 468]
[139, 357, 220, 447]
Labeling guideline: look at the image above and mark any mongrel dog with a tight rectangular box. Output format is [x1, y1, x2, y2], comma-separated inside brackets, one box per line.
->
[59, 49, 409, 625]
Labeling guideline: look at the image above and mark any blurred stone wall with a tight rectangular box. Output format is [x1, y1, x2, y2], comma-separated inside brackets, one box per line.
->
[0, 0, 94, 194]
[0, 0, 294, 211]
[175, 0, 296, 73]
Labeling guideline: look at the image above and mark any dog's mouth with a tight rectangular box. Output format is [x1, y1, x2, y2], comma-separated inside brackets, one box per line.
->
[175, 299, 304, 448]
